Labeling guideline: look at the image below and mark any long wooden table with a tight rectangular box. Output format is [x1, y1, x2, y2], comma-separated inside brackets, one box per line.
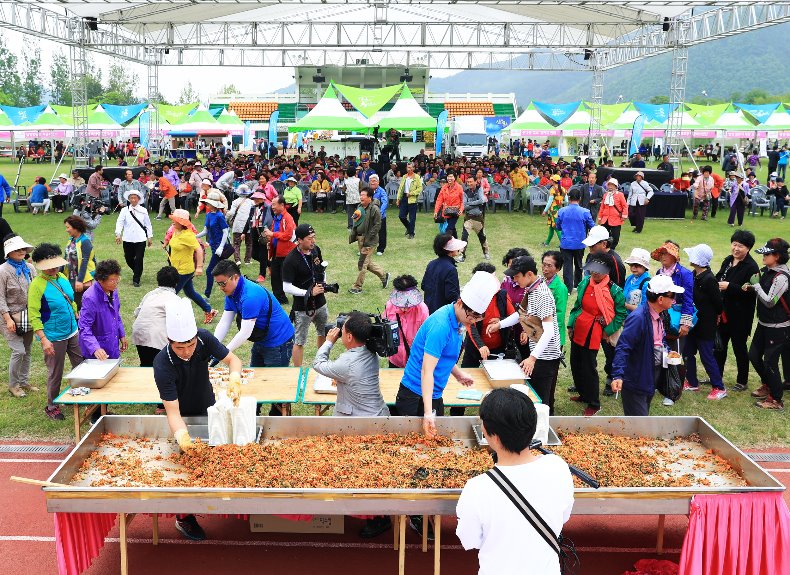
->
[55, 367, 304, 440]
[301, 367, 541, 415]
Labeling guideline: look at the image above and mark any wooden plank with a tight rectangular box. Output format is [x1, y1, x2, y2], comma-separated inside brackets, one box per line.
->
[656, 514, 665, 554]
[422, 514, 428, 552]
[398, 514, 406, 575]
[434, 515, 442, 575]
[152, 513, 159, 546]
[55, 367, 302, 405]
[302, 367, 540, 410]
[119, 512, 128, 575]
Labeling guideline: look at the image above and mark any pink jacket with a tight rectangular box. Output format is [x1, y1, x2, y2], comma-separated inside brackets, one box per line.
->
[384, 301, 430, 368]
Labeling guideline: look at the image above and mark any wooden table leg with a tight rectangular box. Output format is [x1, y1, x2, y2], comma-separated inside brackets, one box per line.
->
[393, 515, 399, 550]
[656, 514, 665, 554]
[152, 513, 159, 546]
[73, 405, 81, 441]
[398, 515, 406, 575]
[100, 404, 107, 416]
[284, 403, 291, 416]
[434, 515, 442, 575]
[315, 405, 321, 416]
[119, 513, 128, 575]
[422, 514, 428, 552]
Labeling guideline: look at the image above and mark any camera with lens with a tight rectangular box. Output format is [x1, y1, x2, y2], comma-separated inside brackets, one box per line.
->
[318, 281, 339, 294]
[324, 311, 400, 358]
[73, 193, 108, 215]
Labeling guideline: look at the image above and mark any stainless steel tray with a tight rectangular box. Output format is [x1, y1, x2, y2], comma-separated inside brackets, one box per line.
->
[44, 416, 784, 516]
[472, 423, 561, 447]
[64, 359, 121, 389]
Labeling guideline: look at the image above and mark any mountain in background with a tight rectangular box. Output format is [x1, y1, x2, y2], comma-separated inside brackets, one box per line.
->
[428, 23, 790, 108]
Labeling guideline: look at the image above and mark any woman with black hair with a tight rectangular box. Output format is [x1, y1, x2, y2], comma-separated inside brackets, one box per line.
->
[421, 233, 467, 314]
[78, 259, 126, 361]
[715, 230, 759, 392]
[744, 237, 790, 410]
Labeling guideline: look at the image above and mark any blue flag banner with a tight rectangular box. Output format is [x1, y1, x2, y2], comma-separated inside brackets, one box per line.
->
[102, 103, 147, 125]
[734, 103, 780, 124]
[297, 132, 303, 150]
[138, 112, 150, 149]
[243, 121, 251, 150]
[413, 131, 417, 143]
[633, 103, 677, 124]
[485, 116, 512, 135]
[533, 101, 581, 126]
[0, 105, 46, 125]
[435, 110, 449, 154]
[268, 110, 280, 149]
[629, 114, 646, 156]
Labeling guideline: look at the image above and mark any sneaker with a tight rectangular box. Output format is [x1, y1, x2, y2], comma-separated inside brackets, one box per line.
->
[175, 515, 206, 541]
[359, 516, 392, 538]
[408, 234, 415, 239]
[755, 397, 785, 411]
[9, 387, 26, 398]
[484, 252, 491, 260]
[683, 382, 700, 392]
[234, 260, 242, 266]
[567, 386, 577, 393]
[155, 216, 162, 220]
[408, 515, 434, 541]
[21, 385, 39, 392]
[45, 406, 65, 421]
[203, 309, 218, 324]
[132, 282, 140, 288]
[348, 288, 363, 295]
[583, 406, 600, 417]
[732, 383, 748, 392]
[751, 384, 770, 399]
[382, 272, 390, 289]
[256, 275, 265, 283]
[376, 251, 384, 256]
[602, 387, 615, 397]
[707, 389, 727, 401]
[662, 397, 675, 406]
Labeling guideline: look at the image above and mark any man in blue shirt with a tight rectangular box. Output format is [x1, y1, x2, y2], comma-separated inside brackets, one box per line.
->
[359, 158, 377, 183]
[369, 174, 389, 255]
[556, 188, 594, 292]
[0, 172, 11, 217]
[396, 271, 501, 436]
[213, 258, 294, 360]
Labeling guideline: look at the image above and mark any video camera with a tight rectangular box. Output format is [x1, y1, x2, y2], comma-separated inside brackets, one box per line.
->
[325, 311, 400, 358]
[72, 193, 108, 216]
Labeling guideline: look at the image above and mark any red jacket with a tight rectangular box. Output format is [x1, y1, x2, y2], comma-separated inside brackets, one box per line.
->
[269, 210, 296, 259]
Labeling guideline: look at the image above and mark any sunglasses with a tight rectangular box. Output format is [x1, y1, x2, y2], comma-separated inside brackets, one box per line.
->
[216, 275, 237, 288]
[661, 292, 677, 300]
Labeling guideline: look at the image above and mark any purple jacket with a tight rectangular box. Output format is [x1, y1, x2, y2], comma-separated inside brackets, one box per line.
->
[78, 282, 125, 359]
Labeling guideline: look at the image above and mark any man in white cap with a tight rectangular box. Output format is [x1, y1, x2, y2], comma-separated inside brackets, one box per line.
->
[627, 171, 653, 233]
[153, 297, 242, 541]
[503, 255, 562, 414]
[611, 276, 684, 415]
[115, 186, 153, 287]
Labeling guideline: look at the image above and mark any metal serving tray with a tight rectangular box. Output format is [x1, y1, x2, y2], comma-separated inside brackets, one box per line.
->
[44, 416, 784, 516]
[64, 359, 121, 389]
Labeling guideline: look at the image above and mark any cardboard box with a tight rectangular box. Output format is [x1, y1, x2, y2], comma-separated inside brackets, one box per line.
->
[249, 514, 345, 534]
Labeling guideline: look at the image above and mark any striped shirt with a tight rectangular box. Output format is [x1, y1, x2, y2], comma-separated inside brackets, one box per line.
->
[523, 280, 562, 360]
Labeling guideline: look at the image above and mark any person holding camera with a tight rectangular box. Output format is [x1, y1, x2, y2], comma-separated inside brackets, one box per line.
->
[313, 311, 389, 417]
[283, 224, 331, 367]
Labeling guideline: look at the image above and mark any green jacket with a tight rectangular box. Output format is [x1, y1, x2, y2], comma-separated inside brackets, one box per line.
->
[349, 199, 382, 248]
[567, 275, 626, 337]
[546, 275, 568, 348]
[397, 174, 424, 205]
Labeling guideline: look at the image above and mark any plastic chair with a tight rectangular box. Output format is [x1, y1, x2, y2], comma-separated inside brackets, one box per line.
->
[11, 186, 30, 212]
[490, 184, 513, 213]
[528, 186, 549, 215]
[271, 180, 285, 194]
[385, 181, 400, 202]
[749, 187, 771, 216]
[297, 183, 311, 211]
[659, 184, 674, 194]
[424, 183, 440, 211]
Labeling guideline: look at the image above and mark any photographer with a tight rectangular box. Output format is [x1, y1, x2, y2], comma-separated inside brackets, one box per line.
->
[312, 311, 389, 417]
[72, 194, 107, 239]
[282, 224, 332, 367]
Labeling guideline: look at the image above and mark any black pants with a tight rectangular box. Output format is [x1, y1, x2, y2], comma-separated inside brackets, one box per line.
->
[630, 203, 647, 232]
[570, 342, 600, 409]
[394, 383, 445, 416]
[270, 256, 288, 304]
[602, 340, 614, 383]
[727, 202, 745, 226]
[52, 195, 66, 212]
[136, 345, 160, 367]
[603, 223, 621, 249]
[711, 196, 718, 218]
[122, 241, 146, 284]
[250, 229, 268, 279]
[621, 388, 654, 416]
[346, 204, 356, 229]
[444, 216, 459, 238]
[749, 324, 788, 402]
[528, 358, 561, 415]
[714, 321, 751, 388]
[561, 248, 584, 292]
[377, 217, 387, 253]
[287, 205, 300, 226]
[399, 202, 418, 236]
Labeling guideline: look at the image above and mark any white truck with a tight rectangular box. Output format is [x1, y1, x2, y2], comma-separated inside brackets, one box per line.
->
[447, 115, 488, 157]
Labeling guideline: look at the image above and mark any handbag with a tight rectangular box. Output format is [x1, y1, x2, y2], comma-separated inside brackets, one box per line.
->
[218, 241, 235, 260]
[10, 309, 32, 335]
[442, 206, 460, 218]
[667, 303, 698, 335]
[486, 466, 579, 575]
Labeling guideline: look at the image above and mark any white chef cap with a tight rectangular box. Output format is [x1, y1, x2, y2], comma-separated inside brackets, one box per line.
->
[166, 298, 198, 342]
[460, 271, 501, 314]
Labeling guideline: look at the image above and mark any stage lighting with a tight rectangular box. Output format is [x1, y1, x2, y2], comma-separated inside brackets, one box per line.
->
[663, 17, 671, 32]
[400, 68, 413, 82]
[312, 68, 325, 83]
[583, 49, 592, 61]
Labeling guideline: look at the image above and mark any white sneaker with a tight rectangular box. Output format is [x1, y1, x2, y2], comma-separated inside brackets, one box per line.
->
[376, 252, 384, 256]
[662, 397, 674, 406]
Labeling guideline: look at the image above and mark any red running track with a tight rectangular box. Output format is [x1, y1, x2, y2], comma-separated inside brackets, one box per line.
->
[2, 445, 788, 575]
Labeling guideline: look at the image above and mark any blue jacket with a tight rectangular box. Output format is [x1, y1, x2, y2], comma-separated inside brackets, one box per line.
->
[0, 174, 11, 201]
[372, 186, 388, 219]
[556, 203, 594, 250]
[611, 304, 662, 396]
[658, 263, 695, 324]
[421, 255, 460, 315]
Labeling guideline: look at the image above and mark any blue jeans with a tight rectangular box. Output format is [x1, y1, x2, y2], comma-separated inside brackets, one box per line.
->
[250, 337, 294, 368]
[204, 253, 221, 298]
[176, 273, 211, 313]
[398, 201, 418, 236]
[779, 164, 787, 180]
[683, 334, 723, 390]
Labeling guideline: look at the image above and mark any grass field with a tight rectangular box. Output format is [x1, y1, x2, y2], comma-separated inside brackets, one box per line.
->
[0, 157, 786, 446]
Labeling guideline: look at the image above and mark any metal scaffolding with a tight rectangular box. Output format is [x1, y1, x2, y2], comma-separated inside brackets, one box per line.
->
[69, 18, 90, 168]
[664, 17, 691, 168]
[587, 52, 604, 160]
[146, 52, 161, 160]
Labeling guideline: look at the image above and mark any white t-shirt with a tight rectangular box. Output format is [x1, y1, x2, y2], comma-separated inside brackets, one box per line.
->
[456, 454, 574, 575]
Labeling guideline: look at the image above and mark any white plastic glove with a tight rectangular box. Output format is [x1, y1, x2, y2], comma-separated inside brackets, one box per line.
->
[423, 409, 437, 438]
[174, 428, 193, 451]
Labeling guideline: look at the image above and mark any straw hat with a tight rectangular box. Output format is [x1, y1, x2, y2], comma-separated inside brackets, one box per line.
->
[623, 248, 651, 269]
[3, 235, 33, 258]
[34, 255, 68, 271]
[169, 208, 192, 228]
[651, 241, 680, 262]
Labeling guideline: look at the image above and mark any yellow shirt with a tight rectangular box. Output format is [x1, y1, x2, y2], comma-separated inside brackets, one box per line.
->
[509, 168, 528, 189]
[169, 229, 199, 275]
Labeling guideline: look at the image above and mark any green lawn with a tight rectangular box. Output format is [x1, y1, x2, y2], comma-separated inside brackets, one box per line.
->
[0, 158, 786, 446]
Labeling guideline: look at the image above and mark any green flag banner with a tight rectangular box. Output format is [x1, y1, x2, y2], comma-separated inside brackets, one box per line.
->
[334, 83, 404, 118]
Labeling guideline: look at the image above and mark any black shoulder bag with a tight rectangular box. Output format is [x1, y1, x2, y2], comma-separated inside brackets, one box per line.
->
[395, 314, 412, 359]
[235, 285, 274, 342]
[486, 466, 579, 575]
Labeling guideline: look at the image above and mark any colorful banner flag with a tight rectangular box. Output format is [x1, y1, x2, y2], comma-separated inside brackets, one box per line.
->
[734, 103, 780, 124]
[334, 83, 404, 118]
[435, 110, 449, 154]
[629, 114, 646, 156]
[138, 112, 150, 149]
[101, 103, 148, 125]
[268, 110, 279, 149]
[532, 101, 581, 125]
[0, 105, 46, 125]
[485, 116, 512, 135]
[633, 103, 676, 123]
